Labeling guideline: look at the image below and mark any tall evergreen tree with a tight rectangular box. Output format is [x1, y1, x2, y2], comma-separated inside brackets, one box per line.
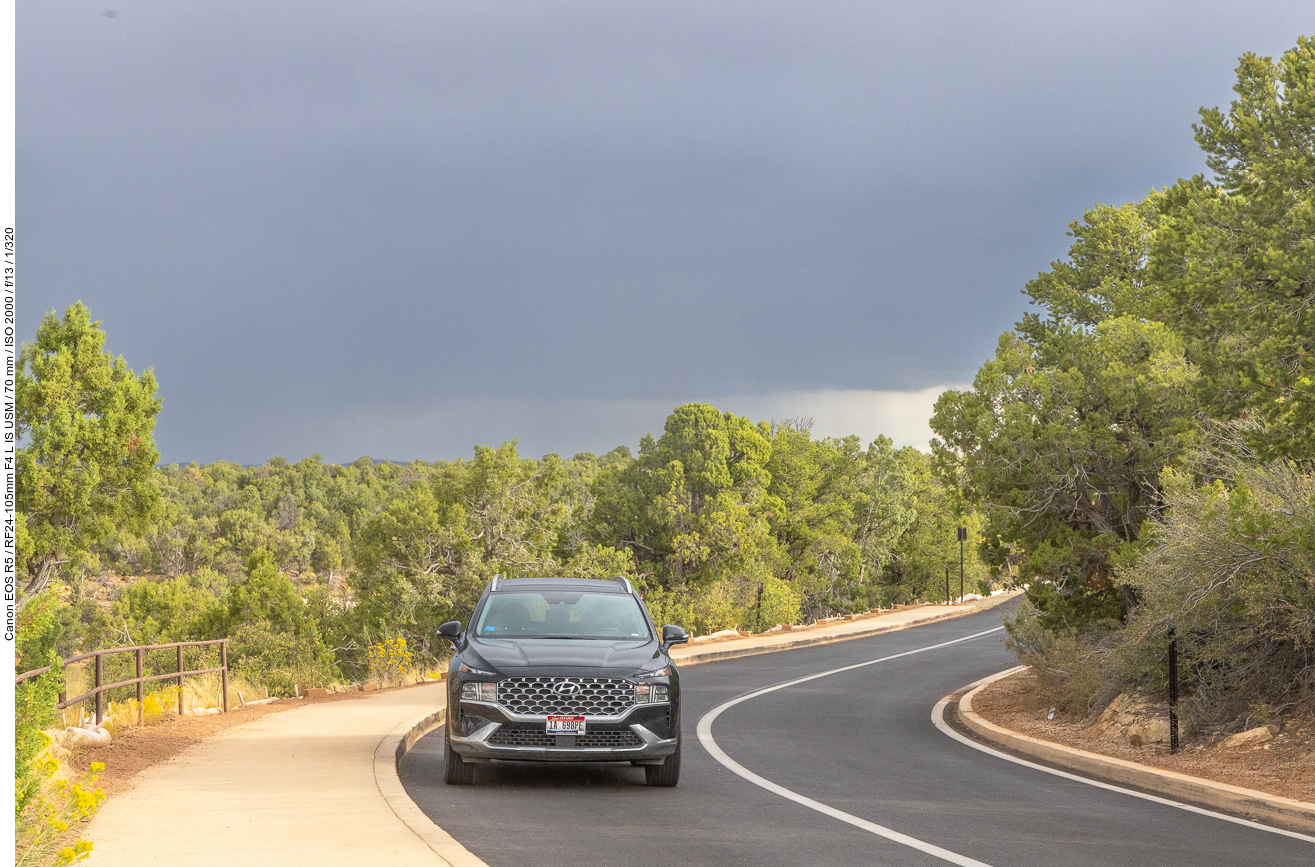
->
[1153, 37, 1315, 459]
[17, 303, 162, 604]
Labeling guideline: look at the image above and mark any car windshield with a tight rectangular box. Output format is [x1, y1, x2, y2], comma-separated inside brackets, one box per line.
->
[473, 591, 652, 640]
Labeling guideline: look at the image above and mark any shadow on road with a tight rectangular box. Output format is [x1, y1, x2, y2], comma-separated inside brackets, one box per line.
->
[405, 739, 652, 791]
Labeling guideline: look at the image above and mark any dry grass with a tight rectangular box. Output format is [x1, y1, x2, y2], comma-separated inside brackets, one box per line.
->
[182, 671, 266, 711]
[59, 669, 271, 734]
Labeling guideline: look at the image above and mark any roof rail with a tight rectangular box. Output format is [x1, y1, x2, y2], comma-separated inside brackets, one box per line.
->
[611, 575, 632, 594]
[490, 573, 501, 592]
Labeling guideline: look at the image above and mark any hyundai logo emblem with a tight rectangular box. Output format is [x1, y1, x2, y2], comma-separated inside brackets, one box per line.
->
[552, 680, 582, 695]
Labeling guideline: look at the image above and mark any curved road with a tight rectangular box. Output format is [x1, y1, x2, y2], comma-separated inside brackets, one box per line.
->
[400, 606, 1313, 866]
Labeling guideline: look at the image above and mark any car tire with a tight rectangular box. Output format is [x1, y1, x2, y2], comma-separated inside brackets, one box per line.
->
[644, 736, 680, 787]
[443, 729, 476, 785]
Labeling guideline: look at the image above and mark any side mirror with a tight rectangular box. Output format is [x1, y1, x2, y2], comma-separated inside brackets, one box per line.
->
[437, 621, 464, 646]
[660, 624, 689, 652]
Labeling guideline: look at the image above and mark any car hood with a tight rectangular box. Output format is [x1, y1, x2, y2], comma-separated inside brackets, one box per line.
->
[465, 637, 661, 675]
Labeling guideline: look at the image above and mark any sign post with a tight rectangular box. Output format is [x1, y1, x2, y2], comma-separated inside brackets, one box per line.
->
[1169, 627, 1180, 753]
[956, 527, 967, 603]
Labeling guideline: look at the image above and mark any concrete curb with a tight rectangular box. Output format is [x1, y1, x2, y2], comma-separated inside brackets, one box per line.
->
[956, 668, 1315, 835]
[673, 592, 1020, 667]
[375, 702, 492, 867]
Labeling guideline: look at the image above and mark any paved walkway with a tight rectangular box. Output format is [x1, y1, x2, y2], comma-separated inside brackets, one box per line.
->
[78, 595, 1016, 866]
[82, 683, 449, 866]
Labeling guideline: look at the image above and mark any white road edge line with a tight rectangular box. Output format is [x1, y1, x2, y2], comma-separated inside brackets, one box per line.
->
[931, 671, 1315, 845]
[696, 626, 1007, 867]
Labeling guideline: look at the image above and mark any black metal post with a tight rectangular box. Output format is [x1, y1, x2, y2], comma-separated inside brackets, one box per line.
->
[754, 584, 764, 633]
[1168, 627, 1179, 753]
[957, 526, 966, 603]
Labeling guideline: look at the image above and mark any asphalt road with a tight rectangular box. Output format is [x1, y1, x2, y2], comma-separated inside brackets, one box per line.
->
[400, 605, 1314, 866]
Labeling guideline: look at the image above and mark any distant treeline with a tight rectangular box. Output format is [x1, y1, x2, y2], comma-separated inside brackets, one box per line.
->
[32, 407, 989, 683]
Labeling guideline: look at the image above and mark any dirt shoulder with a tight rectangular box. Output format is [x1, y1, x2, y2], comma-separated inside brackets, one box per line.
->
[970, 668, 1315, 804]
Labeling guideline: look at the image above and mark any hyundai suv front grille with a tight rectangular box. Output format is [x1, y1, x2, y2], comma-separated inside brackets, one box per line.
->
[497, 676, 635, 716]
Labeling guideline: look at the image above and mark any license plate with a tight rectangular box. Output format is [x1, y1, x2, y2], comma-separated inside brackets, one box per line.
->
[546, 715, 586, 735]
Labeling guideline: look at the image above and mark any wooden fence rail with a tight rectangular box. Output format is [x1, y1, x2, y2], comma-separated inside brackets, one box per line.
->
[15, 639, 229, 726]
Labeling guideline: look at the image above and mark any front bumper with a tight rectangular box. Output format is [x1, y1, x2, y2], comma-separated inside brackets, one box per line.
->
[450, 699, 678, 764]
[450, 720, 678, 763]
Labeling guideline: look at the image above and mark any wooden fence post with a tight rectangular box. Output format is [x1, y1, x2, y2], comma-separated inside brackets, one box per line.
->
[94, 653, 104, 726]
[136, 648, 145, 725]
[177, 644, 185, 716]
[221, 640, 229, 713]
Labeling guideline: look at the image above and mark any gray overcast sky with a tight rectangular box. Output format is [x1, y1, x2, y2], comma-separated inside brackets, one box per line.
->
[18, 2, 1312, 465]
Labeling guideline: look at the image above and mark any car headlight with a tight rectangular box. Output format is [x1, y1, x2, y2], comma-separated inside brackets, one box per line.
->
[634, 681, 670, 704]
[459, 663, 497, 676]
[460, 681, 497, 702]
[634, 666, 671, 704]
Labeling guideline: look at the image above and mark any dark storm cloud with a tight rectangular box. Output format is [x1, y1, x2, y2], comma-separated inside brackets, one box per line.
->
[17, 1, 1313, 463]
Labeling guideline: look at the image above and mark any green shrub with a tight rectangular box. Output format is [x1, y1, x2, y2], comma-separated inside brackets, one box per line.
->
[1003, 601, 1117, 718]
[16, 662, 62, 828]
[871, 583, 913, 608]
[641, 582, 731, 635]
[642, 575, 805, 635]
[15, 654, 106, 866]
[743, 575, 803, 632]
[1113, 440, 1315, 733]
[367, 637, 415, 687]
[15, 756, 105, 867]
[229, 622, 337, 696]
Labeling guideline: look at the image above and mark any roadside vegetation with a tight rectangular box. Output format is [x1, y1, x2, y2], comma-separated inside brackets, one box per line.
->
[933, 38, 1315, 738]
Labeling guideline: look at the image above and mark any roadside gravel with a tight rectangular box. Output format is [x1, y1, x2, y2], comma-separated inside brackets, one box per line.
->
[971, 668, 1315, 804]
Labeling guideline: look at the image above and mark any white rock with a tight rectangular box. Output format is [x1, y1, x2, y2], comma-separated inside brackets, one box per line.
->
[64, 726, 112, 747]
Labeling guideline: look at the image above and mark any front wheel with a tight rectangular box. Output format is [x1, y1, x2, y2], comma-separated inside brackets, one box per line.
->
[443, 729, 476, 785]
[644, 736, 681, 787]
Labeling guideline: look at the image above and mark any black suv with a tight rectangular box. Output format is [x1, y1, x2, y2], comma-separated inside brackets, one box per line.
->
[438, 576, 689, 787]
